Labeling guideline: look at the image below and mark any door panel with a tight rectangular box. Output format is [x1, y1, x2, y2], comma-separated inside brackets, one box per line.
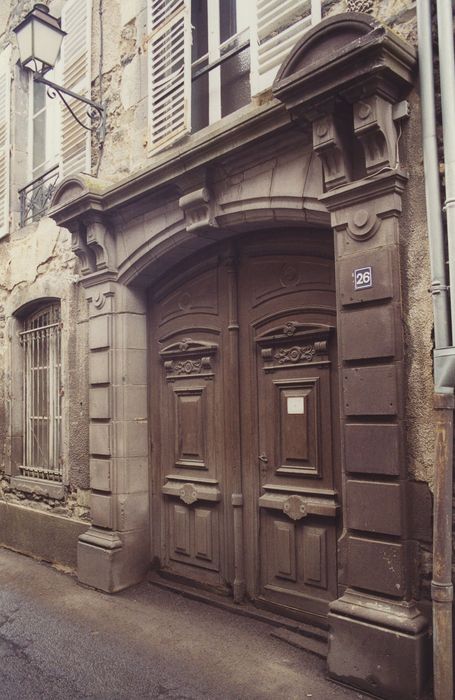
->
[238, 237, 338, 624]
[254, 335, 338, 622]
[151, 260, 228, 590]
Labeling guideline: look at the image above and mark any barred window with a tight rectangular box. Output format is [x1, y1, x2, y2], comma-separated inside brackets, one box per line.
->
[19, 303, 62, 481]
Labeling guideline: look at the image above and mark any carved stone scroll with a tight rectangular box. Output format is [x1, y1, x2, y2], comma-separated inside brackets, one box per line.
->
[85, 215, 117, 272]
[70, 221, 96, 275]
[353, 96, 398, 174]
[179, 187, 218, 233]
[313, 113, 352, 190]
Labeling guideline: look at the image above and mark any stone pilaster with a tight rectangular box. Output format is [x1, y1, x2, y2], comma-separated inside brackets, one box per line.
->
[321, 172, 429, 699]
[273, 12, 426, 699]
[77, 280, 149, 592]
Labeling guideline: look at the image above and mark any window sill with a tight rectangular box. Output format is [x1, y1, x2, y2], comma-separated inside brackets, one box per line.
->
[10, 475, 65, 500]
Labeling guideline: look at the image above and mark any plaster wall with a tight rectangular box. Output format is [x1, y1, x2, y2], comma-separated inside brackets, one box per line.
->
[0, 2, 92, 542]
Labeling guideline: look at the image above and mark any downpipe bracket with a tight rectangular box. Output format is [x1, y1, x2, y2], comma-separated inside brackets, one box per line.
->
[434, 347, 455, 391]
[431, 581, 454, 603]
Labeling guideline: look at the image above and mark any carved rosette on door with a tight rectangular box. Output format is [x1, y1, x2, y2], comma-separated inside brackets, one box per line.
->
[158, 337, 224, 585]
[255, 323, 339, 624]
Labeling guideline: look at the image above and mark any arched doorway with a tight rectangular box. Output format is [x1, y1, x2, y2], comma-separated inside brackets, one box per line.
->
[148, 229, 340, 627]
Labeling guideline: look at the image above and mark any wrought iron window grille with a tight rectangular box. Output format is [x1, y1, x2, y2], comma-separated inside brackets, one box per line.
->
[19, 303, 63, 482]
[18, 165, 60, 227]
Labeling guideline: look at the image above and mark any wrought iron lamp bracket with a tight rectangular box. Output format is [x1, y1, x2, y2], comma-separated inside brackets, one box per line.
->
[34, 74, 106, 144]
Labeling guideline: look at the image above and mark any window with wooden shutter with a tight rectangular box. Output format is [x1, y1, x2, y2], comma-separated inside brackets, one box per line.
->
[0, 47, 11, 239]
[147, 0, 191, 152]
[60, 0, 92, 177]
[250, 0, 321, 96]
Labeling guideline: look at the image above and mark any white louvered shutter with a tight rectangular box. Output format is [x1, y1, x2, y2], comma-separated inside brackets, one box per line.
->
[147, 0, 191, 152]
[250, 0, 321, 96]
[0, 47, 11, 238]
[60, 0, 92, 177]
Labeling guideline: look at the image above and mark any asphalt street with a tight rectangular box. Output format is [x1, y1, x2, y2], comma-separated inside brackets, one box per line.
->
[0, 547, 367, 700]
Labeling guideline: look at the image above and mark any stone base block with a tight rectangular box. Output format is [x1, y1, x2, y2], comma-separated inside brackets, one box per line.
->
[0, 500, 87, 569]
[328, 611, 430, 699]
[78, 527, 149, 592]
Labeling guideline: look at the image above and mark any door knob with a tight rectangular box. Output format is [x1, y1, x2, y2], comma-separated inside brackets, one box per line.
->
[258, 454, 268, 463]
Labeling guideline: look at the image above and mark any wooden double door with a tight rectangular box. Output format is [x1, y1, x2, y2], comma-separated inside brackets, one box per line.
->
[149, 232, 340, 626]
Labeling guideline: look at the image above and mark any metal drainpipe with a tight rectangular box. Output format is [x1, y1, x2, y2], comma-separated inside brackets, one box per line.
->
[417, 0, 450, 349]
[417, 2, 454, 699]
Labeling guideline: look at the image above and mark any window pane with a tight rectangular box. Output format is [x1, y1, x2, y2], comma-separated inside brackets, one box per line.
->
[33, 80, 46, 114]
[219, 0, 236, 43]
[192, 0, 208, 61]
[33, 111, 46, 174]
[192, 71, 209, 132]
[221, 45, 250, 118]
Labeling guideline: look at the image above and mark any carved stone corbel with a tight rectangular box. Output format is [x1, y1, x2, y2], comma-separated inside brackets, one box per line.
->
[85, 214, 117, 272]
[353, 95, 398, 174]
[70, 220, 96, 275]
[313, 112, 352, 190]
[179, 187, 218, 234]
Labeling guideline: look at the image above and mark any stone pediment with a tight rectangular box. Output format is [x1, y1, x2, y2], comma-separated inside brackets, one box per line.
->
[49, 174, 110, 229]
[51, 174, 104, 208]
[273, 12, 416, 118]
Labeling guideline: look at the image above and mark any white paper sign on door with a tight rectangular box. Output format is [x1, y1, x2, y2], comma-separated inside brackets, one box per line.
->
[287, 396, 304, 414]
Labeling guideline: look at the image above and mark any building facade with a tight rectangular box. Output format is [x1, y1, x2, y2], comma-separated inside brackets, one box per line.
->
[0, 1, 448, 698]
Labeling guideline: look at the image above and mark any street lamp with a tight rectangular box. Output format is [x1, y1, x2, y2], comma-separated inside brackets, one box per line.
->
[14, 3, 105, 142]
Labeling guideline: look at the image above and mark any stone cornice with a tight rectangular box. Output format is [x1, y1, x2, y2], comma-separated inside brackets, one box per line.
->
[319, 169, 408, 212]
[49, 100, 297, 231]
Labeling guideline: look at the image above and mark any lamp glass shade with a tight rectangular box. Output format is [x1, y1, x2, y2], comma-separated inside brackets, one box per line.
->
[14, 5, 66, 72]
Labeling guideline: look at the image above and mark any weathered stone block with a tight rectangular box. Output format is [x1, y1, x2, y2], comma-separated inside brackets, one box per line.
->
[116, 492, 149, 530]
[344, 423, 401, 475]
[90, 493, 113, 529]
[89, 423, 111, 457]
[89, 350, 111, 385]
[112, 457, 148, 494]
[328, 613, 430, 700]
[90, 459, 111, 492]
[347, 536, 405, 597]
[113, 385, 147, 420]
[341, 305, 396, 360]
[112, 420, 148, 458]
[89, 386, 111, 419]
[112, 349, 147, 385]
[89, 315, 110, 350]
[343, 365, 398, 415]
[114, 313, 147, 350]
[346, 480, 402, 536]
